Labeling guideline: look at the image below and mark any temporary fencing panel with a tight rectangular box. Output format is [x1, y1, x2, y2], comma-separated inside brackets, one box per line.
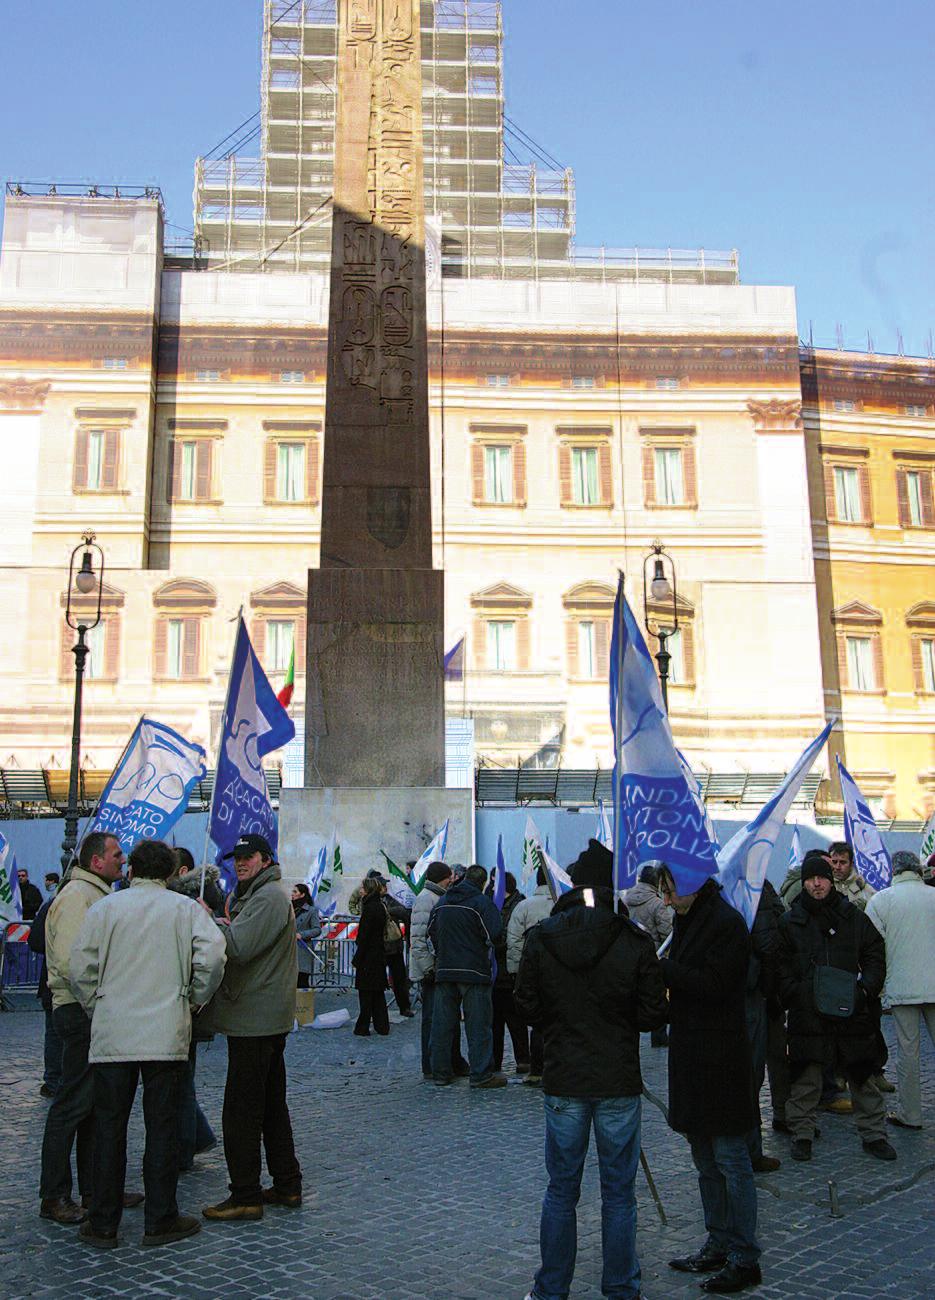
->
[0, 922, 43, 1006]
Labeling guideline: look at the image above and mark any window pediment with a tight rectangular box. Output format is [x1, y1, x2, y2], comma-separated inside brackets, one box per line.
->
[906, 602, 935, 629]
[59, 580, 125, 611]
[154, 579, 217, 610]
[562, 582, 616, 611]
[831, 600, 882, 627]
[250, 581, 306, 611]
[471, 582, 533, 610]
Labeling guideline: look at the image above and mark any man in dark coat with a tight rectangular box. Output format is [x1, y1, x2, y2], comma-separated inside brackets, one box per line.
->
[659, 870, 761, 1295]
[488, 872, 530, 1074]
[776, 850, 894, 1162]
[427, 864, 504, 1088]
[745, 879, 786, 1168]
[17, 868, 43, 920]
[352, 877, 391, 1037]
[514, 841, 666, 1300]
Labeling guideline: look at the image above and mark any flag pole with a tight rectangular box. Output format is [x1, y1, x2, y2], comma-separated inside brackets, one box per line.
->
[200, 608, 244, 901]
[613, 572, 626, 915]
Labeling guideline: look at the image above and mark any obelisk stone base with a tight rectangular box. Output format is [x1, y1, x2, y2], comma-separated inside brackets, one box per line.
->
[305, 567, 444, 789]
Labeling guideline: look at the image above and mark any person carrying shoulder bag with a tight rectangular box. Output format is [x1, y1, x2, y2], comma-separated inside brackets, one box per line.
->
[776, 851, 894, 1163]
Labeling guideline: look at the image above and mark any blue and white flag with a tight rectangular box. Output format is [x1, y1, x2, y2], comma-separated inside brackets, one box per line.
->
[609, 580, 718, 897]
[320, 896, 337, 920]
[596, 799, 613, 850]
[306, 845, 328, 902]
[541, 845, 574, 900]
[411, 819, 449, 890]
[837, 757, 892, 892]
[717, 721, 834, 927]
[0, 831, 23, 924]
[88, 718, 206, 854]
[493, 834, 507, 910]
[209, 618, 295, 878]
[788, 825, 803, 873]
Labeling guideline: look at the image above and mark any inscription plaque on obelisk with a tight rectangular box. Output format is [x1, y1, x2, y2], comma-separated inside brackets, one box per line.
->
[305, 0, 445, 787]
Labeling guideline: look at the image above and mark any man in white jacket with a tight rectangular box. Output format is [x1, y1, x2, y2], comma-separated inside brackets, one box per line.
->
[70, 839, 226, 1250]
[866, 851, 935, 1131]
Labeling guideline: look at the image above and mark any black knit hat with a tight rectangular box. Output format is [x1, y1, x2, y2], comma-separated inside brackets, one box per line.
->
[801, 850, 833, 884]
[569, 839, 614, 891]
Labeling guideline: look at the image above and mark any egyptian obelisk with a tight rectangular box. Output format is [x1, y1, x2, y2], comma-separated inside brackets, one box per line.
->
[305, 0, 444, 787]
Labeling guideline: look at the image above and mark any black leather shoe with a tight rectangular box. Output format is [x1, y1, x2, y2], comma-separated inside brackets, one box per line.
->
[669, 1248, 728, 1274]
[790, 1138, 812, 1161]
[862, 1138, 897, 1161]
[700, 1261, 763, 1293]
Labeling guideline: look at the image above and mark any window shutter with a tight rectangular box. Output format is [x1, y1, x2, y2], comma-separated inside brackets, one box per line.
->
[911, 637, 925, 693]
[251, 618, 267, 663]
[896, 469, 911, 527]
[73, 428, 90, 491]
[101, 429, 120, 491]
[858, 465, 872, 526]
[836, 631, 848, 689]
[921, 470, 935, 528]
[296, 614, 307, 673]
[558, 445, 573, 506]
[642, 444, 656, 507]
[182, 618, 201, 679]
[166, 439, 180, 503]
[512, 441, 527, 507]
[306, 439, 319, 505]
[264, 440, 278, 503]
[472, 616, 486, 670]
[598, 443, 613, 506]
[595, 618, 610, 677]
[683, 442, 698, 507]
[196, 440, 212, 501]
[682, 624, 696, 685]
[103, 619, 119, 680]
[871, 634, 884, 691]
[516, 618, 531, 670]
[154, 618, 168, 677]
[823, 461, 836, 522]
[471, 444, 485, 505]
[565, 621, 579, 677]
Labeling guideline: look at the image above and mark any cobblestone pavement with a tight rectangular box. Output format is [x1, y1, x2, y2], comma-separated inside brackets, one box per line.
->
[1, 994, 932, 1299]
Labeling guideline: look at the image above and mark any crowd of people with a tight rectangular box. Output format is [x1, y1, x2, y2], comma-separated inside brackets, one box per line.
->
[13, 829, 935, 1297]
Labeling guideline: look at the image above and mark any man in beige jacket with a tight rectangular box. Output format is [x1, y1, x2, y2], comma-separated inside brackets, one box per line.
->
[70, 839, 226, 1250]
[38, 832, 126, 1225]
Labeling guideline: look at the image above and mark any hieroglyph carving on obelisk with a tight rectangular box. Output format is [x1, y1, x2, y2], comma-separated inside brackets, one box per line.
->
[321, 0, 431, 570]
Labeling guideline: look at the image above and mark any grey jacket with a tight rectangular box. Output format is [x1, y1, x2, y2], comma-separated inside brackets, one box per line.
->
[506, 885, 554, 974]
[408, 881, 446, 980]
[201, 865, 297, 1037]
[623, 881, 673, 947]
[70, 878, 226, 1064]
[294, 902, 322, 976]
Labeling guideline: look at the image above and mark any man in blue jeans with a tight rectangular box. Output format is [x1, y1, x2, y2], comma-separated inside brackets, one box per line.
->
[659, 867, 763, 1294]
[514, 840, 667, 1300]
[427, 864, 505, 1088]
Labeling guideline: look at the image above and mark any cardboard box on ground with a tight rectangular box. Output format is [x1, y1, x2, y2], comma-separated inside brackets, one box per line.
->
[295, 989, 316, 1026]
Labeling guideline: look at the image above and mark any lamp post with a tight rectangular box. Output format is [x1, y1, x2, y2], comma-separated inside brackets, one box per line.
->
[62, 532, 104, 871]
[642, 539, 678, 714]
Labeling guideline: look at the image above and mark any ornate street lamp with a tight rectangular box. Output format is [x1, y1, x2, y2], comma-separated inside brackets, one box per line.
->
[642, 539, 679, 714]
[62, 532, 104, 870]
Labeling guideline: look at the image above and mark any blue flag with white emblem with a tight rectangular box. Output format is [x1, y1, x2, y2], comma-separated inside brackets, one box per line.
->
[717, 721, 834, 927]
[88, 718, 206, 854]
[609, 579, 719, 897]
[209, 618, 295, 874]
[837, 757, 892, 892]
[493, 834, 507, 910]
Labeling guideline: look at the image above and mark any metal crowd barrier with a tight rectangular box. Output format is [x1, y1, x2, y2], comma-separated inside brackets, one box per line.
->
[0, 921, 42, 1009]
[303, 917, 359, 990]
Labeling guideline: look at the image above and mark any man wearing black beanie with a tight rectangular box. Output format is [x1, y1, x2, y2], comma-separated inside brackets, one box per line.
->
[776, 850, 894, 1162]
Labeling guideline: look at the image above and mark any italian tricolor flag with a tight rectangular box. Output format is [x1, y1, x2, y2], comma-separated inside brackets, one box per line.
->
[276, 645, 295, 709]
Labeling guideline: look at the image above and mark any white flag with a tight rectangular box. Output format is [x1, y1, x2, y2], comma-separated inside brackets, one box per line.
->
[411, 819, 449, 890]
[921, 812, 935, 864]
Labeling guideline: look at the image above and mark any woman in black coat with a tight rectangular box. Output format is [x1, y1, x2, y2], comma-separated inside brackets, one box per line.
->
[353, 876, 390, 1037]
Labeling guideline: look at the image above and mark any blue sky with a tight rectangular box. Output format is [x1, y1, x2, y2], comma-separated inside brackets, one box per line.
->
[1, 0, 932, 354]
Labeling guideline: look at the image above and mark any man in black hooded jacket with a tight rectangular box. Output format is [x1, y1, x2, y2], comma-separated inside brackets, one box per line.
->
[514, 840, 666, 1300]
